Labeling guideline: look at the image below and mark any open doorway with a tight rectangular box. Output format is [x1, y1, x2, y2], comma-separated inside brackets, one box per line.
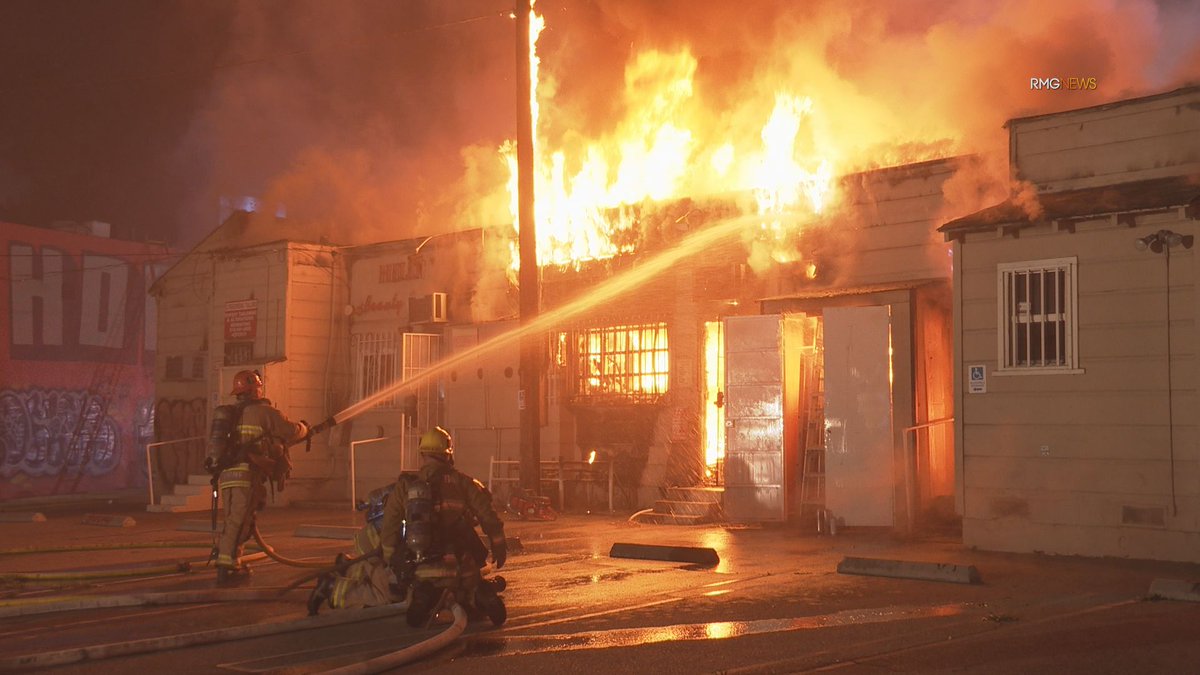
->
[715, 286, 956, 532]
[702, 320, 725, 485]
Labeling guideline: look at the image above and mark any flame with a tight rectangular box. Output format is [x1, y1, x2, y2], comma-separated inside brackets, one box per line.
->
[752, 94, 835, 266]
[503, 8, 842, 274]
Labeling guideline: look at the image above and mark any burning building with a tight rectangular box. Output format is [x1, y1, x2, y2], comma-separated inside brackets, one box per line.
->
[449, 155, 961, 531]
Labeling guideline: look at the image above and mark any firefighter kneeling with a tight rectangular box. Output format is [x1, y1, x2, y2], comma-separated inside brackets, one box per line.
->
[307, 427, 508, 627]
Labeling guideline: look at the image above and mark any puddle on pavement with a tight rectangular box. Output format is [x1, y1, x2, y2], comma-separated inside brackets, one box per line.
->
[549, 568, 668, 588]
[461, 603, 965, 658]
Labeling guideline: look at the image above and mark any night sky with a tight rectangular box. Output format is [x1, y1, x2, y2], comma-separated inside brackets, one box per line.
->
[1, 0, 1197, 250]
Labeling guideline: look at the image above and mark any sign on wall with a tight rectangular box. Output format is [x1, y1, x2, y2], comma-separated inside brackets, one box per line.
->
[223, 299, 258, 341]
[968, 365, 986, 394]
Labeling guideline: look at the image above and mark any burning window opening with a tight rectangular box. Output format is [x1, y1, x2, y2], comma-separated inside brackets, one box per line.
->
[566, 322, 669, 404]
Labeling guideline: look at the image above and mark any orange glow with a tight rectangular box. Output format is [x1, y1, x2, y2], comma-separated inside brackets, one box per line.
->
[501, 7, 848, 275]
[703, 320, 725, 471]
[572, 323, 669, 402]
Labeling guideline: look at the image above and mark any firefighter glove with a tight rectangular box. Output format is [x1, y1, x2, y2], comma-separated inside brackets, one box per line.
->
[491, 535, 507, 569]
[308, 417, 336, 438]
[203, 456, 217, 474]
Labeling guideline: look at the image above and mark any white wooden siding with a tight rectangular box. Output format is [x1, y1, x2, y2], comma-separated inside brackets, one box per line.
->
[958, 214, 1199, 561]
[1010, 88, 1200, 192]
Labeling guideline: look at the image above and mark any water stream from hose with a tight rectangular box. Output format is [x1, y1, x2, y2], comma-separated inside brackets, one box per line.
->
[330, 211, 810, 426]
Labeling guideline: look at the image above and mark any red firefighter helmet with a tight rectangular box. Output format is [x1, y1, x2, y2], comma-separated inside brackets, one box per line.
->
[230, 370, 264, 398]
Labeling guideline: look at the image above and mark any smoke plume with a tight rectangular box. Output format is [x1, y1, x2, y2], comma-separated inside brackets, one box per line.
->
[181, 0, 1200, 253]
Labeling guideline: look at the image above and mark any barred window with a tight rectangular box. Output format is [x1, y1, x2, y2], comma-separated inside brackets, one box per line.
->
[998, 258, 1078, 371]
[569, 322, 669, 403]
[352, 331, 399, 406]
[223, 342, 254, 366]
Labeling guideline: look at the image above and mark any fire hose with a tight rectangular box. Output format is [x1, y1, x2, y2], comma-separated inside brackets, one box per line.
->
[0, 586, 303, 619]
[251, 524, 332, 569]
[0, 542, 213, 556]
[0, 551, 268, 583]
[0, 602, 410, 673]
[0, 541, 475, 672]
[316, 599, 468, 675]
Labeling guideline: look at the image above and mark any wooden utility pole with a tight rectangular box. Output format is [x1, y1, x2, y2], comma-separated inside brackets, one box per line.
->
[516, 0, 542, 494]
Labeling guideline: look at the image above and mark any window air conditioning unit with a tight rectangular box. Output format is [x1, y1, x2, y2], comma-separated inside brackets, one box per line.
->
[409, 292, 448, 324]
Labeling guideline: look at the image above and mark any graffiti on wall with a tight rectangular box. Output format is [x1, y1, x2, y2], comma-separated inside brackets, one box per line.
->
[153, 398, 207, 485]
[0, 388, 121, 477]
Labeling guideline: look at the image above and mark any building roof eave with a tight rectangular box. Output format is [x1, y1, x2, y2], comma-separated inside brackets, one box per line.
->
[938, 173, 1200, 239]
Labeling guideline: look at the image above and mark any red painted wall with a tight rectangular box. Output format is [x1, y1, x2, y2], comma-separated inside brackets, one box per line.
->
[1, 222, 170, 501]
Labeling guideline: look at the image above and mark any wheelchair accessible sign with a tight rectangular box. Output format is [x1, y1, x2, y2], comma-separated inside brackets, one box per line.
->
[968, 365, 986, 394]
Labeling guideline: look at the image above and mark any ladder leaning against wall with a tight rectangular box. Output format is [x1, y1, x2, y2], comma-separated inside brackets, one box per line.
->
[798, 319, 827, 529]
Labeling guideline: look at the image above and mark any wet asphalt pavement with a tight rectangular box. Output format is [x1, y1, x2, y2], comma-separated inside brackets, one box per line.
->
[2, 499, 1200, 674]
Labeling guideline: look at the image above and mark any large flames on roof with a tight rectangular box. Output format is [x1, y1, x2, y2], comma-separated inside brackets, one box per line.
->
[502, 3, 850, 276]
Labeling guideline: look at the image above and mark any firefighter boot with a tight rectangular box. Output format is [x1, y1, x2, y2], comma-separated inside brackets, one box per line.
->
[216, 565, 252, 586]
[307, 573, 335, 616]
[475, 578, 507, 626]
[406, 582, 437, 628]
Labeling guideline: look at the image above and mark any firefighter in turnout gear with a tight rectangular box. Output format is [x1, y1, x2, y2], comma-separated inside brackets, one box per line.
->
[205, 370, 308, 584]
[307, 484, 398, 614]
[309, 427, 508, 625]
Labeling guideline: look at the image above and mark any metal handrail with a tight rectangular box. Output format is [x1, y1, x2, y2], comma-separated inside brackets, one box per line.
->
[902, 417, 955, 533]
[144, 436, 205, 506]
[349, 435, 402, 511]
[488, 457, 614, 513]
[904, 417, 955, 434]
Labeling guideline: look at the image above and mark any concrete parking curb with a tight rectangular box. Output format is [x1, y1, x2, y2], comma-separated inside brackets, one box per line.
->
[81, 514, 136, 528]
[293, 524, 357, 540]
[609, 542, 720, 566]
[1149, 578, 1200, 602]
[0, 512, 46, 523]
[837, 556, 982, 584]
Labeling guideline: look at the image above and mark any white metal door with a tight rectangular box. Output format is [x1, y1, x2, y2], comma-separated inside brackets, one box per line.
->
[722, 315, 785, 522]
[823, 306, 893, 526]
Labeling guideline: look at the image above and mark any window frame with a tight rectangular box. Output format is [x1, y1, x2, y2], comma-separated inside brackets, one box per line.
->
[566, 322, 670, 404]
[351, 330, 400, 407]
[995, 256, 1084, 375]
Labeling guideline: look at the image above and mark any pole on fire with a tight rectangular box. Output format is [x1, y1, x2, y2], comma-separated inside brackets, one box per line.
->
[516, 0, 542, 495]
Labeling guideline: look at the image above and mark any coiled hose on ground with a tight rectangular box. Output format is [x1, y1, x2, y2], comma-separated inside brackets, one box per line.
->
[0, 526, 466, 672]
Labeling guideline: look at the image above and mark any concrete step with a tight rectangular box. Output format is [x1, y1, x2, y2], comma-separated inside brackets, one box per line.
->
[188, 474, 213, 486]
[665, 486, 723, 504]
[653, 500, 721, 518]
[159, 493, 213, 508]
[172, 482, 210, 496]
[147, 502, 212, 513]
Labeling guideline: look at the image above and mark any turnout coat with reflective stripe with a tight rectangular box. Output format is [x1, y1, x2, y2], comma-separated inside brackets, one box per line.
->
[379, 461, 504, 565]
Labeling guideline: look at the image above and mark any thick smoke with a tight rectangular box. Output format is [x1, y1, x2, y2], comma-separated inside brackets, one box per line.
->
[178, 0, 516, 248]
[183, 0, 1200, 252]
